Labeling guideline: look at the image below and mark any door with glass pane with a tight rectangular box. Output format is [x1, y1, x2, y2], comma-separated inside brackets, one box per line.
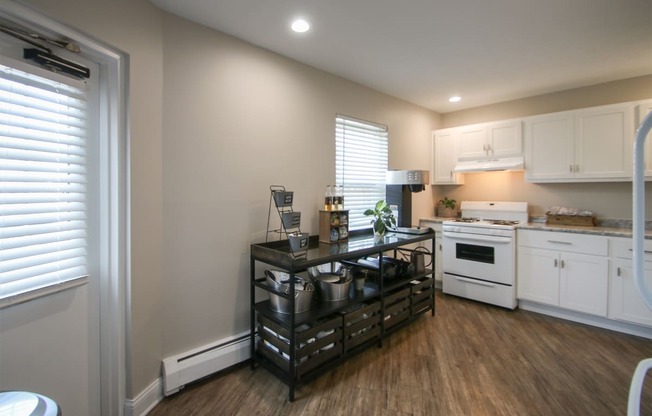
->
[0, 50, 101, 415]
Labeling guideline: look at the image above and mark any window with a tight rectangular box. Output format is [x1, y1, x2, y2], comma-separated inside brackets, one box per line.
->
[335, 114, 388, 231]
[0, 60, 90, 306]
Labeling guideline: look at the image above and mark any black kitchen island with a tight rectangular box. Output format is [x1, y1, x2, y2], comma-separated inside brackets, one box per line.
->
[250, 229, 436, 401]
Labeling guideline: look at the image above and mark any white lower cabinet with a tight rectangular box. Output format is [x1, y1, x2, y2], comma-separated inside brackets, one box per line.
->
[517, 246, 559, 305]
[517, 230, 608, 317]
[419, 220, 443, 283]
[609, 237, 652, 327]
[558, 252, 608, 316]
[434, 234, 443, 282]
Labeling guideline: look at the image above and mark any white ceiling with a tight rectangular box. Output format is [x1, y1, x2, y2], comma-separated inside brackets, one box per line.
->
[149, 0, 652, 113]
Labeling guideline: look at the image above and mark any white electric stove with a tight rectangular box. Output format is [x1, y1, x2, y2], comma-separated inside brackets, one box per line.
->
[442, 201, 528, 309]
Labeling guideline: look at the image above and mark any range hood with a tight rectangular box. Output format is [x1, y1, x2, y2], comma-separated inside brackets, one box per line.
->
[453, 156, 524, 173]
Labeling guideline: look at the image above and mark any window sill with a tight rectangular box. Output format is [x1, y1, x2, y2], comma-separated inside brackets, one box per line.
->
[0, 275, 89, 309]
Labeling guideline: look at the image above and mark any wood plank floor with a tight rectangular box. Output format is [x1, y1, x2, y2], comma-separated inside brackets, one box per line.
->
[149, 291, 652, 416]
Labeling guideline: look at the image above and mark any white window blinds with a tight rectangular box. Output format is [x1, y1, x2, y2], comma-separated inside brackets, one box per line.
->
[0, 62, 89, 305]
[335, 115, 388, 231]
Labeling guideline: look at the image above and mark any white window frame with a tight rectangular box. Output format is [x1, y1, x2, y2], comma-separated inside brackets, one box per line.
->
[335, 114, 389, 231]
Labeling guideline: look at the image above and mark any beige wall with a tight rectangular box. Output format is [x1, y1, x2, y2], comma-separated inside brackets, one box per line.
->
[159, 13, 439, 357]
[433, 76, 652, 219]
[441, 75, 652, 127]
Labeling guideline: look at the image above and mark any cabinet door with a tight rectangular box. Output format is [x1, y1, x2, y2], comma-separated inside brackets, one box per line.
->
[457, 124, 487, 159]
[559, 252, 609, 316]
[636, 100, 652, 178]
[431, 130, 464, 184]
[487, 120, 522, 157]
[610, 259, 652, 327]
[574, 103, 633, 180]
[517, 247, 559, 305]
[524, 112, 575, 181]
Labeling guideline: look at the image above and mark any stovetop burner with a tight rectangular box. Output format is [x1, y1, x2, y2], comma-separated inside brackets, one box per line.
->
[487, 219, 520, 226]
[450, 218, 521, 226]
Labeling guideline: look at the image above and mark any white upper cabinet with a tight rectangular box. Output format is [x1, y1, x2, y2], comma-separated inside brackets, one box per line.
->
[487, 120, 523, 157]
[574, 103, 633, 179]
[457, 124, 487, 159]
[524, 111, 575, 181]
[457, 120, 522, 160]
[431, 129, 464, 185]
[636, 99, 652, 178]
[524, 102, 634, 182]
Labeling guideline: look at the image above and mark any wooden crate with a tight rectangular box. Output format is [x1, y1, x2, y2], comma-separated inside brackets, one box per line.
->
[341, 301, 382, 354]
[257, 314, 343, 379]
[546, 214, 595, 227]
[383, 288, 411, 330]
[410, 278, 434, 316]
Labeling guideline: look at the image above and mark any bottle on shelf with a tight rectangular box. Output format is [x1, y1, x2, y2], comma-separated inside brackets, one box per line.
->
[333, 185, 342, 211]
[337, 185, 345, 210]
[324, 185, 333, 211]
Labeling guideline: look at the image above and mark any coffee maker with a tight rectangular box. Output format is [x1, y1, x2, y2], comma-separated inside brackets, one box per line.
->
[385, 170, 429, 233]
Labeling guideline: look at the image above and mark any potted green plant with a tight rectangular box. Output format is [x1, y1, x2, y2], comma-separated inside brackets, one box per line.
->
[437, 197, 457, 218]
[363, 200, 396, 236]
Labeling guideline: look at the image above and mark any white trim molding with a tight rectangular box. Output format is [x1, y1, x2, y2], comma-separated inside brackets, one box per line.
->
[124, 378, 163, 416]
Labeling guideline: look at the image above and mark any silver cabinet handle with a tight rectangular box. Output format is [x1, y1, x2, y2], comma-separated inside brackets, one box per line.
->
[617, 267, 621, 277]
[569, 165, 573, 173]
[560, 260, 565, 268]
[547, 240, 572, 245]
[554, 259, 558, 267]
[628, 249, 652, 254]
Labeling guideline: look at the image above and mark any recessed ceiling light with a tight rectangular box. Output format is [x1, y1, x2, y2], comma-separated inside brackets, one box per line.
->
[291, 19, 310, 33]
[449, 96, 462, 103]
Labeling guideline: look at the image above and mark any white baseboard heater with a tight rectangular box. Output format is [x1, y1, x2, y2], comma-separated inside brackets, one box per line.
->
[162, 331, 251, 396]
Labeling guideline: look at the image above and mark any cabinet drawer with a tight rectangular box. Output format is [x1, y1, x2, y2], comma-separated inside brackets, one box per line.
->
[611, 237, 652, 260]
[517, 229, 607, 256]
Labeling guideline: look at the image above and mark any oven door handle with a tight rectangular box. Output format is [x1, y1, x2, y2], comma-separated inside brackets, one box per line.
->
[443, 232, 512, 244]
[453, 275, 496, 287]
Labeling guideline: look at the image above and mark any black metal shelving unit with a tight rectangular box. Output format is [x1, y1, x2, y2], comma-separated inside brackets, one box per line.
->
[250, 228, 436, 401]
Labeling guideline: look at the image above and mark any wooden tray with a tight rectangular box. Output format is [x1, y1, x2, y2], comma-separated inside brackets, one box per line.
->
[546, 214, 595, 227]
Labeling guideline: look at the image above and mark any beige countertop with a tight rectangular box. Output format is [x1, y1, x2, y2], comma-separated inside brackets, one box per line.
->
[419, 217, 652, 239]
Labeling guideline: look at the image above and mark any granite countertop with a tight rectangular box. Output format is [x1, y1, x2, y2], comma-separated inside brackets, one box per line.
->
[517, 222, 652, 239]
[419, 217, 652, 239]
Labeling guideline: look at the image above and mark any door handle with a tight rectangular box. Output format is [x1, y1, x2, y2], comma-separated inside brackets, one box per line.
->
[617, 267, 621, 277]
[554, 259, 558, 268]
[560, 260, 565, 268]
[547, 240, 572, 245]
